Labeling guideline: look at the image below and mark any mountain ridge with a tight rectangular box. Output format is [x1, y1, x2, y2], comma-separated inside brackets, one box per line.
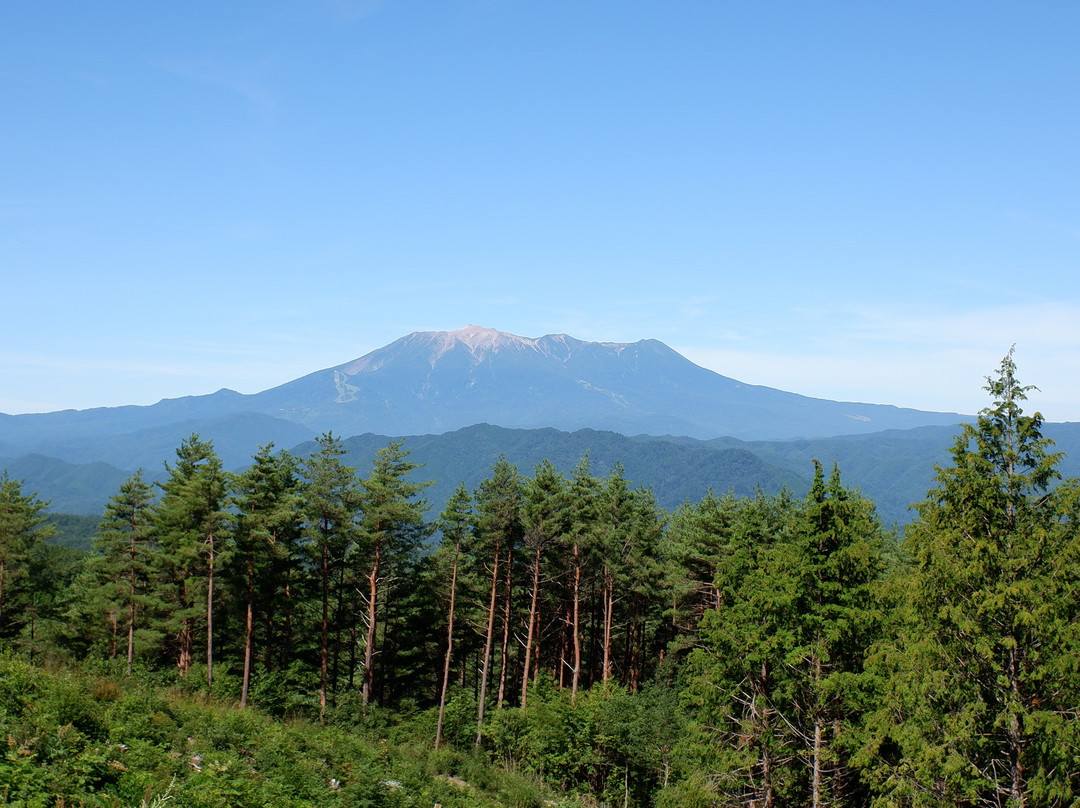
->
[217, 325, 970, 440]
[2, 326, 967, 439]
[1, 326, 976, 498]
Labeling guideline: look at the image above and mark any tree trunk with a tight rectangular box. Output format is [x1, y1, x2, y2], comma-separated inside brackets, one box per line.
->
[178, 617, 192, 675]
[812, 719, 823, 808]
[750, 663, 774, 808]
[521, 541, 543, 707]
[319, 540, 329, 724]
[601, 575, 614, 683]
[332, 559, 347, 694]
[811, 652, 823, 808]
[206, 529, 214, 688]
[127, 534, 137, 675]
[474, 538, 501, 745]
[496, 542, 514, 708]
[178, 576, 193, 676]
[362, 535, 383, 707]
[435, 538, 460, 748]
[109, 610, 118, 659]
[241, 537, 255, 708]
[1008, 644, 1025, 808]
[571, 542, 582, 701]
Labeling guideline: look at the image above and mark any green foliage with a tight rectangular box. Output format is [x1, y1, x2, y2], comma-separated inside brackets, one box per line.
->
[85, 471, 163, 672]
[0, 658, 584, 808]
[864, 351, 1080, 806]
[0, 472, 55, 641]
[155, 435, 231, 682]
[44, 512, 99, 551]
[7, 354, 1080, 808]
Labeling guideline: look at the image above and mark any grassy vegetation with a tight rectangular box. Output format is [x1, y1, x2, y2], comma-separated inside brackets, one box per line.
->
[0, 655, 583, 808]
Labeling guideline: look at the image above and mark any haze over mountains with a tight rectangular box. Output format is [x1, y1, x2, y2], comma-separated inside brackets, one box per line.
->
[11, 325, 1074, 526]
[2, 326, 965, 460]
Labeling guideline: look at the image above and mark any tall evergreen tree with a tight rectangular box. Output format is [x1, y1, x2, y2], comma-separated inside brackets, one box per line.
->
[796, 461, 886, 808]
[472, 458, 524, 738]
[595, 466, 664, 689]
[435, 482, 472, 748]
[0, 472, 55, 641]
[356, 439, 430, 707]
[473, 458, 524, 714]
[155, 434, 230, 683]
[90, 471, 160, 673]
[301, 432, 361, 723]
[679, 490, 803, 808]
[519, 459, 569, 707]
[564, 455, 601, 700]
[868, 350, 1080, 807]
[232, 444, 303, 708]
[662, 489, 741, 642]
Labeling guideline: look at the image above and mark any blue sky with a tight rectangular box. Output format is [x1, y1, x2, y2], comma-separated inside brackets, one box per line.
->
[3, 2, 1079, 421]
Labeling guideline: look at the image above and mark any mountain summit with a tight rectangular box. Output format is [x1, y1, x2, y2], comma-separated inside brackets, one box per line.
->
[250, 326, 962, 440]
[0, 327, 966, 470]
[338, 325, 633, 374]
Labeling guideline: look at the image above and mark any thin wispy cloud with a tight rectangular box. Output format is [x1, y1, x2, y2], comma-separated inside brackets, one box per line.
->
[158, 54, 280, 112]
[678, 300, 1080, 418]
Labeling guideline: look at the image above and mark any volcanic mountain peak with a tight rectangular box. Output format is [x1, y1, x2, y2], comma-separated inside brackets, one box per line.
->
[340, 325, 629, 375]
[427, 324, 537, 358]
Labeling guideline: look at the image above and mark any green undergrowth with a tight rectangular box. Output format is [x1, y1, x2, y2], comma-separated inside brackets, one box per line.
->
[0, 654, 582, 808]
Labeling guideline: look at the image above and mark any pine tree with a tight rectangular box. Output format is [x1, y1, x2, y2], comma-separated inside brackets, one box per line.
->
[301, 432, 361, 723]
[232, 444, 303, 708]
[472, 458, 524, 738]
[435, 482, 472, 748]
[356, 439, 430, 707]
[595, 465, 664, 689]
[662, 489, 741, 640]
[90, 471, 160, 673]
[155, 434, 230, 683]
[564, 455, 601, 700]
[0, 472, 55, 641]
[519, 459, 570, 707]
[475, 458, 524, 712]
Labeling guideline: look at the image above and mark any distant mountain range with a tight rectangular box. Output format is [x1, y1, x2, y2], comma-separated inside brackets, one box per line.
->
[5, 325, 1073, 528]
[9, 422, 1080, 530]
[2, 325, 966, 463]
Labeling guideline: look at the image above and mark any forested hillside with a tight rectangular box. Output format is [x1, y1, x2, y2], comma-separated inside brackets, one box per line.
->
[1, 353, 1078, 807]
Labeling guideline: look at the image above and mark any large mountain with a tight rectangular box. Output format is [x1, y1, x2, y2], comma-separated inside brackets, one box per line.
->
[0, 326, 966, 470]
[255, 325, 966, 439]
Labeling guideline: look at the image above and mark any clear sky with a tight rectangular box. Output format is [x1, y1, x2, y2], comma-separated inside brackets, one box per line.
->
[3, 2, 1079, 421]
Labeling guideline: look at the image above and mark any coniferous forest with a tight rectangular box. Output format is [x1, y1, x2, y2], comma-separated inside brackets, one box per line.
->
[2, 353, 1079, 808]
